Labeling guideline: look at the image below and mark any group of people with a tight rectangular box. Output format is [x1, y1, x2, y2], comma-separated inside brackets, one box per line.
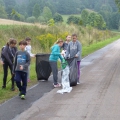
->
[0, 37, 34, 99]
[0, 33, 82, 99]
[49, 33, 82, 88]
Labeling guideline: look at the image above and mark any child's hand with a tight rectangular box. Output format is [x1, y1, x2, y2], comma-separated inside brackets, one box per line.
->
[20, 65, 23, 70]
[0, 61, 4, 65]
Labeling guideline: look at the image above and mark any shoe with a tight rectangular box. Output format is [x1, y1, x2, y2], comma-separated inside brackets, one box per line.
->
[53, 83, 61, 88]
[2, 85, 6, 89]
[21, 95, 25, 100]
[77, 81, 80, 85]
[11, 87, 15, 91]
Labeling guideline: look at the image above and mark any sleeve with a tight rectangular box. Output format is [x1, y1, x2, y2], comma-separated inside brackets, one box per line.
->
[23, 52, 31, 70]
[65, 43, 70, 58]
[76, 42, 82, 56]
[59, 54, 63, 62]
[13, 52, 18, 73]
[51, 46, 61, 55]
[2, 47, 13, 65]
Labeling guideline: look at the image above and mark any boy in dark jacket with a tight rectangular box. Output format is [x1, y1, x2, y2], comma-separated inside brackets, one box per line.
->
[13, 40, 30, 99]
[1, 38, 17, 91]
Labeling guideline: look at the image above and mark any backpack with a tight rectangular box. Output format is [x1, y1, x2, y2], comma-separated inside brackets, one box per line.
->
[1, 46, 5, 60]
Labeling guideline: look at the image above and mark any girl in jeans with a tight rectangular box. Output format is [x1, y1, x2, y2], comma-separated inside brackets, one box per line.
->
[49, 39, 63, 88]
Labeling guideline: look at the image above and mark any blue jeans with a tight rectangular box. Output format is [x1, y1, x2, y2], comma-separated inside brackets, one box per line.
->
[14, 71, 27, 95]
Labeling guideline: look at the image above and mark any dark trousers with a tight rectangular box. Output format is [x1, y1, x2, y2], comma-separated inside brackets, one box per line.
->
[15, 71, 27, 95]
[49, 61, 58, 85]
[3, 61, 14, 87]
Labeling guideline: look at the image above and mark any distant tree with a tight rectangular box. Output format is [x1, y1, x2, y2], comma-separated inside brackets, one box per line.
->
[81, 9, 89, 26]
[0, 5, 7, 18]
[11, 9, 21, 21]
[42, 6, 52, 22]
[47, 19, 55, 26]
[32, 4, 40, 19]
[53, 13, 63, 23]
[67, 16, 80, 24]
[87, 12, 106, 29]
[115, 0, 120, 11]
[109, 12, 120, 29]
[3, 0, 16, 18]
[87, 12, 96, 27]
[100, 5, 112, 12]
[26, 16, 36, 23]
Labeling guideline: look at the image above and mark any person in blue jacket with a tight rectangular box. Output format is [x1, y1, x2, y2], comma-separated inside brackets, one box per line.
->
[49, 39, 63, 88]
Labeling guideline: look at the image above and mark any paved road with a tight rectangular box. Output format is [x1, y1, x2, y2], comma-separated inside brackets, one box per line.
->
[0, 39, 119, 120]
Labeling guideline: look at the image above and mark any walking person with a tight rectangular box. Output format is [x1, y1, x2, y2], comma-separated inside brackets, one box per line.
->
[1, 38, 17, 91]
[49, 39, 64, 88]
[13, 40, 30, 99]
[65, 34, 82, 84]
[25, 37, 35, 82]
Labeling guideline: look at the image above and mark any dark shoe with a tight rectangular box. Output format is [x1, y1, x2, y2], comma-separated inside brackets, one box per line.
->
[11, 87, 15, 91]
[2, 85, 6, 89]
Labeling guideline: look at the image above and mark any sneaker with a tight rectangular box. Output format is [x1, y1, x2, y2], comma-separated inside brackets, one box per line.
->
[11, 87, 15, 91]
[77, 81, 80, 85]
[21, 95, 25, 100]
[54, 83, 61, 88]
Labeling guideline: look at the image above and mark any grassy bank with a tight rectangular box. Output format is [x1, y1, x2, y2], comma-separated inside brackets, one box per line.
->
[82, 35, 120, 57]
[0, 34, 120, 104]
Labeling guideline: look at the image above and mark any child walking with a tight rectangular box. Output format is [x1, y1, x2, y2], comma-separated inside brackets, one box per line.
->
[13, 40, 30, 99]
[25, 37, 35, 82]
[49, 39, 63, 88]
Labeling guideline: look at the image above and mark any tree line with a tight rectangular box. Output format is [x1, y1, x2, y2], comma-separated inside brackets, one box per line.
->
[0, 0, 120, 30]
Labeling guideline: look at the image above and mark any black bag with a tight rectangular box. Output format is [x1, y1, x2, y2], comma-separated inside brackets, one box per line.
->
[66, 58, 78, 86]
[36, 54, 52, 80]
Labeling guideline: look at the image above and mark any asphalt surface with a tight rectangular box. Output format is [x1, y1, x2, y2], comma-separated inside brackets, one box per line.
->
[0, 39, 116, 120]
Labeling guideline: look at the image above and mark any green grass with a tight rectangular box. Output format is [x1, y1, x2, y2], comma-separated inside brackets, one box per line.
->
[82, 35, 120, 57]
[0, 58, 38, 103]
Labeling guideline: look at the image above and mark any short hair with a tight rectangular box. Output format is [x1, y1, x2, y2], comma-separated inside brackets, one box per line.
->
[9, 38, 17, 45]
[19, 40, 27, 45]
[72, 33, 77, 37]
[25, 37, 31, 41]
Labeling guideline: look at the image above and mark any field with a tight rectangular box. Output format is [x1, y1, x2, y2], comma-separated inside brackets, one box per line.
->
[0, 18, 120, 104]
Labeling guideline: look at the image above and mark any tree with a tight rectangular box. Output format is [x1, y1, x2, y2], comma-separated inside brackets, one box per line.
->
[0, 5, 7, 18]
[42, 6, 52, 22]
[67, 16, 81, 24]
[115, 0, 120, 11]
[81, 9, 89, 26]
[53, 13, 63, 23]
[47, 19, 55, 26]
[3, 0, 16, 18]
[32, 4, 40, 19]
